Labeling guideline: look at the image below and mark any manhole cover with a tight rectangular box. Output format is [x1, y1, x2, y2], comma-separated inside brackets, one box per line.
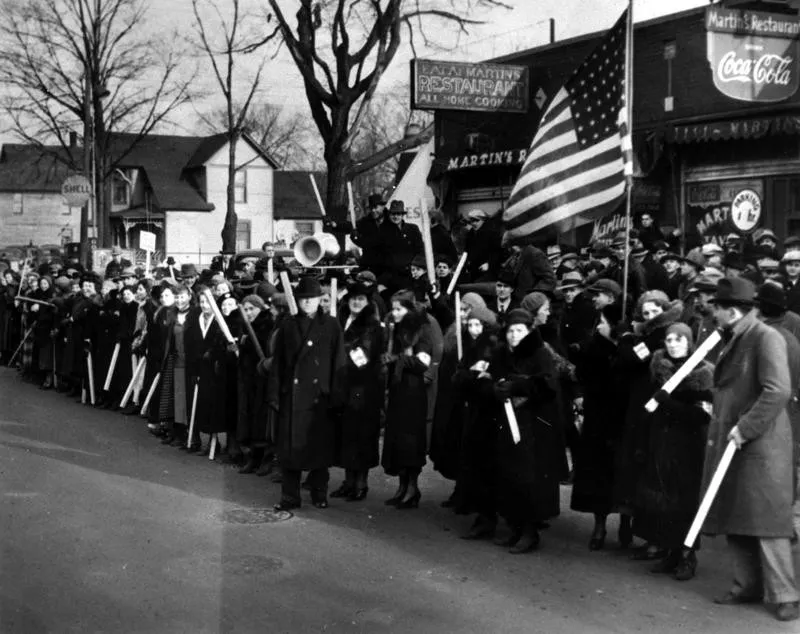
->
[222, 555, 284, 575]
[219, 508, 293, 524]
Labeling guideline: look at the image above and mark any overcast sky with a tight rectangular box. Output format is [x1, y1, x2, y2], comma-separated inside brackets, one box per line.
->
[1, 0, 710, 148]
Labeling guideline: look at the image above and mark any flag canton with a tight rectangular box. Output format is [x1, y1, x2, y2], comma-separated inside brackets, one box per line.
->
[566, 11, 628, 148]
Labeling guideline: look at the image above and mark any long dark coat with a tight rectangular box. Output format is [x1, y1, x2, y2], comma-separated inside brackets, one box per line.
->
[482, 328, 563, 526]
[95, 294, 120, 392]
[184, 311, 229, 435]
[32, 287, 56, 371]
[570, 332, 627, 515]
[702, 311, 794, 538]
[109, 299, 138, 399]
[0, 284, 21, 356]
[635, 350, 713, 548]
[267, 311, 346, 471]
[236, 310, 274, 445]
[381, 310, 434, 475]
[62, 294, 101, 381]
[336, 306, 384, 470]
[430, 325, 496, 480]
[613, 300, 683, 522]
[449, 330, 499, 514]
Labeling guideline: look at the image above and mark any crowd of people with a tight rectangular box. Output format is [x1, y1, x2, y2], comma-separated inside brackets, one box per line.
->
[1, 199, 799, 621]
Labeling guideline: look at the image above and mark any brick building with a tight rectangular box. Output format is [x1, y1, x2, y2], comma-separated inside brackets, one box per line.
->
[432, 0, 800, 248]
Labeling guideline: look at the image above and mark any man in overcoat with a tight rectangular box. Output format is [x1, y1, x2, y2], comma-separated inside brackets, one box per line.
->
[268, 277, 346, 511]
[704, 277, 799, 621]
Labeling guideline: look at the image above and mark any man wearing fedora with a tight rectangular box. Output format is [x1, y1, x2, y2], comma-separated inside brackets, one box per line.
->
[704, 277, 798, 621]
[267, 276, 346, 511]
[351, 193, 386, 274]
[376, 200, 423, 295]
[104, 246, 131, 280]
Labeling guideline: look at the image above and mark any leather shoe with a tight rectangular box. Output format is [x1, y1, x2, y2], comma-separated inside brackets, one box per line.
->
[713, 591, 762, 606]
[776, 602, 799, 621]
[311, 498, 329, 509]
[273, 500, 300, 512]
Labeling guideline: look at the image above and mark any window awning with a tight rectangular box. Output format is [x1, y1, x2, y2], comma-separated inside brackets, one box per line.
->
[669, 114, 800, 144]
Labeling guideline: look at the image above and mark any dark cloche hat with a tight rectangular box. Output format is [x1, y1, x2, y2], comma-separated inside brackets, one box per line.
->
[294, 277, 323, 299]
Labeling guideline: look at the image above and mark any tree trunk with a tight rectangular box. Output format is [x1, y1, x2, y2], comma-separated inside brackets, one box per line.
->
[221, 133, 238, 254]
[324, 144, 352, 223]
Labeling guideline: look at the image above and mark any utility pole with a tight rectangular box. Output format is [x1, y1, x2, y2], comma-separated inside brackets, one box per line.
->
[80, 74, 93, 270]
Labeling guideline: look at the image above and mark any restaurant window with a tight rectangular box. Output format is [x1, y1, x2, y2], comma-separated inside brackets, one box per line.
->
[234, 169, 247, 203]
[236, 219, 251, 251]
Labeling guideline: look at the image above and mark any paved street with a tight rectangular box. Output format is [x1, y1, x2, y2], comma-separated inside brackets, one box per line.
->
[0, 366, 797, 634]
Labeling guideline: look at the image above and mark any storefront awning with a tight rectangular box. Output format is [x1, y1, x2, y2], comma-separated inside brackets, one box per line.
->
[109, 206, 164, 219]
[669, 114, 800, 144]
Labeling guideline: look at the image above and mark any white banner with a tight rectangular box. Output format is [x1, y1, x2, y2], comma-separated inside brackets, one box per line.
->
[386, 138, 437, 229]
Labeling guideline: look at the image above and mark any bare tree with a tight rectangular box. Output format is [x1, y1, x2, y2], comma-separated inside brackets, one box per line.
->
[349, 88, 431, 205]
[191, 0, 280, 253]
[0, 0, 195, 253]
[258, 0, 510, 221]
[197, 101, 318, 169]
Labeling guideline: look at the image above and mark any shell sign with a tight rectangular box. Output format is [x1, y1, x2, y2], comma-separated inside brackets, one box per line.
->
[706, 7, 800, 103]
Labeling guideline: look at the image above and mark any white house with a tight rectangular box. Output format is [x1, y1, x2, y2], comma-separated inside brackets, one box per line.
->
[0, 133, 325, 267]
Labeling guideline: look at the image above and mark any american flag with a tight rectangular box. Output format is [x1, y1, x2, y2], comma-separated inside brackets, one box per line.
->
[502, 9, 632, 245]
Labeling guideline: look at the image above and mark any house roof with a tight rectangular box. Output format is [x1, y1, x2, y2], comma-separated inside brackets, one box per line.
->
[273, 171, 327, 220]
[0, 145, 74, 193]
[185, 131, 279, 169]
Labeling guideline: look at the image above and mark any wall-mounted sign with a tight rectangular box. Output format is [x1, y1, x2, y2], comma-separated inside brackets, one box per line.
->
[671, 114, 800, 143]
[61, 175, 91, 206]
[685, 179, 764, 245]
[706, 7, 800, 103]
[730, 188, 762, 233]
[411, 59, 529, 113]
[444, 148, 528, 172]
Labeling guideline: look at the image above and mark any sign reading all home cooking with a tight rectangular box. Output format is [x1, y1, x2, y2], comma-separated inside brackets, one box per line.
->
[411, 60, 529, 113]
[706, 7, 800, 103]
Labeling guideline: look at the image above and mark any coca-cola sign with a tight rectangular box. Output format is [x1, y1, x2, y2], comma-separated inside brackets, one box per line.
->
[706, 7, 800, 103]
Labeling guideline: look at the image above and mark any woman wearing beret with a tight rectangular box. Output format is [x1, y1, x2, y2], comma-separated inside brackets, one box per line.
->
[479, 308, 563, 553]
[637, 323, 712, 581]
[381, 290, 434, 509]
[330, 282, 384, 501]
[236, 294, 275, 472]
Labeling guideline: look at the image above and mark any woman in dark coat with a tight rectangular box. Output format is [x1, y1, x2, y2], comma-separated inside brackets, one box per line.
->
[1, 270, 21, 365]
[32, 276, 57, 388]
[569, 303, 628, 550]
[381, 290, 434, 509]
[19, 273, 39, 380]
[219, 292, 243, 464]
[145, 284, 173, 433]
[637, 323, 712, 581]
[183, 287, 229, 453]
[108, 285, 139, 409]
[236, 294, 274, 472]
[330, 282, 384, 501]
[480, 308, 563, 553]
[451, 310, 500, 538]
[613, 291, 684, 557]
[62, 274, 102, 400]
[430, 292, 496, 506]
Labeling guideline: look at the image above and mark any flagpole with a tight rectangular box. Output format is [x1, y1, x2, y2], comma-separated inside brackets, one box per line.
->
[621, 0, 634, 319]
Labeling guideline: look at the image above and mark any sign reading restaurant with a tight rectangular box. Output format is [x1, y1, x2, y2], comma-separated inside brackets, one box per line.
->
[706, 7, 800, 103]
[411, 59, 529, 114]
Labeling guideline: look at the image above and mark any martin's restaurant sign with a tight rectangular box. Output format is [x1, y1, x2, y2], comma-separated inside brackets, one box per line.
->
[706, 7, 800, 103]
[411, 59, 529, 114]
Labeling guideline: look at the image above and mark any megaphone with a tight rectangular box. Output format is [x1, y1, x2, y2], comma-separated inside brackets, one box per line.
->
[293, 232, 341, 267]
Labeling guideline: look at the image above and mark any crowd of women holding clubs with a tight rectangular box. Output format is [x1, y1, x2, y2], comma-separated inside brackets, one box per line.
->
[2, 201, 800, 621]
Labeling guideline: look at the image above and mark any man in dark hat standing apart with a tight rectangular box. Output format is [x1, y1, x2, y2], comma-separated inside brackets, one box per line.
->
[352, 193, 386, 274]
[104, 246, 131, 280]
[268, 277, 346, 511]
[376, 200, 423, 295]
[705, 277, 798, 621]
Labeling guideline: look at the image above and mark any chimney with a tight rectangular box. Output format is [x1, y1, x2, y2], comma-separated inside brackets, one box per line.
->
[69, 131, 77, 148]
